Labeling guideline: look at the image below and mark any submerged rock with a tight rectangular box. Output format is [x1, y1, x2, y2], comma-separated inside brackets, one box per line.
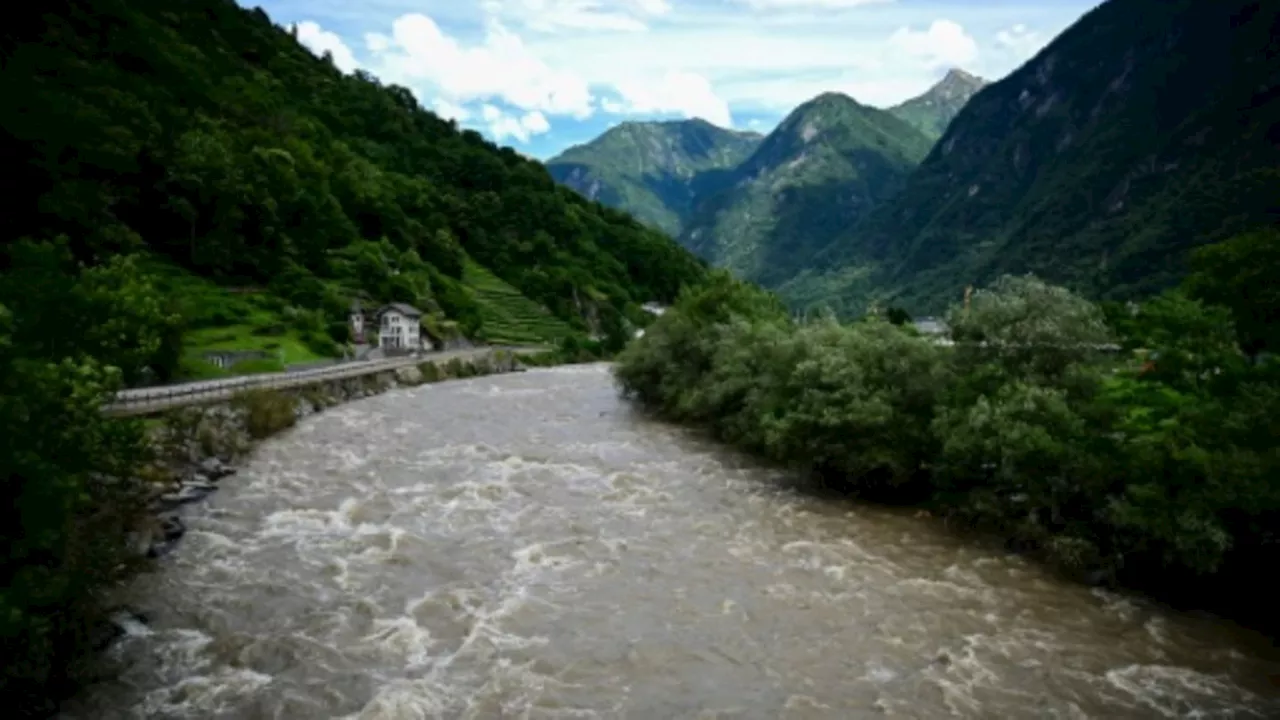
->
[158, 481, 216, 508]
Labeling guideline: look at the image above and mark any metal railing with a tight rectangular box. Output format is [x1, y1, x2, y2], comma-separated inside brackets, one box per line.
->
[105, 346, 536, 416]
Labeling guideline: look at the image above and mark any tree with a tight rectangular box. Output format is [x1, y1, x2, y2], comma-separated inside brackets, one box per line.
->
[1184, 227, 1280, 358]
[885, 305, 913, 326]
[0, 245, 173, 713]
[946, 274, 1113, 382]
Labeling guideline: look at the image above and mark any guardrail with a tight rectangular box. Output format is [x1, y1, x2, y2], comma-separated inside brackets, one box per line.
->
[105, 346, 537, 417]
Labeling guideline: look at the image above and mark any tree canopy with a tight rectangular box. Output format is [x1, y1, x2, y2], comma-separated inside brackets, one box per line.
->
[1, 0, 706, 342]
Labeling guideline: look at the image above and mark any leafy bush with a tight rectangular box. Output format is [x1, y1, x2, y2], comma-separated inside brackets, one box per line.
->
[443, 357, 466, 378]
[615, 270, 1280, 628]
[417, 361, 442, 383]
[302, 332, 341, 358]
[0, 244, 170, 714]
[231, 389, 297, 439]
[327, 321, 351, 344]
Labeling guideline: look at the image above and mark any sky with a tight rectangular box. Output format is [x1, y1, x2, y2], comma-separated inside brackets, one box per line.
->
[245, 0, 1102, 159]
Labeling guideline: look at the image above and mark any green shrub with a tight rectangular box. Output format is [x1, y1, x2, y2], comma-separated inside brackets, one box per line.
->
[418, 361, 442, 382]
[231, 389, 296, 439]
[443, 357, 466, 378]
[327, 321, 350, 344]
[615, 271, 1280, 626]
[302, 332, 340, 358]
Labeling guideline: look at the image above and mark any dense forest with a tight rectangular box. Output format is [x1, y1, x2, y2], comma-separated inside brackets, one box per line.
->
[0, 0, 707, 712]
[617, 226, 1280, 635]
[1, 0, 706, 373]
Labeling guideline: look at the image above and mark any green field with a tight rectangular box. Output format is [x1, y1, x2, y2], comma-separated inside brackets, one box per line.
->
[143, 259, 342, 379]
[462, 261, 576, 345]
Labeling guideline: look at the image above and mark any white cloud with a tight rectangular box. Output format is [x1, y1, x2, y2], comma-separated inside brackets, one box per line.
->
[294, 21, 359, 73]
[364, 31, 391, 53]
[733, 0, 893, 8]
[482, 0, 671, 33]
[288, 0, 1090, 151]
[608, 70, 733, 126]
[522, 110, 552, 134]
[431, 98, 472, 122]
[481, 104, 553, 143]
[369, 14, 595, 118]
[887, 19, 979, 70]
[995, 24, 1047, 60]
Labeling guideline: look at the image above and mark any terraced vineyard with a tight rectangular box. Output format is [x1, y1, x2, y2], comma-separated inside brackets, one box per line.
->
[462, 262, 577, 345]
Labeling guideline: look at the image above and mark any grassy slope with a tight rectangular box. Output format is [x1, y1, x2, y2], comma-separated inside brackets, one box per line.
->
[462, 261, 575, 345]
[143, 259, 336, 378]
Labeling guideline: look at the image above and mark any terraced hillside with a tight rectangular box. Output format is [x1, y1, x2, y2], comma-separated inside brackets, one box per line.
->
[463, 262, 575, 346]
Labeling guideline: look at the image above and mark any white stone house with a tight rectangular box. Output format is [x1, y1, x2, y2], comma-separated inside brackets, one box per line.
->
[375, 303, 422, 350]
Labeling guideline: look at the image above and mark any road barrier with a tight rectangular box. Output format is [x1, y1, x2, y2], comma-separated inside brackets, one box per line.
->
[105, 347, 535, 417]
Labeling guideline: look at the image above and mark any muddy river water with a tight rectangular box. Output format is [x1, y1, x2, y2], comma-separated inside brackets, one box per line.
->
[69, 365, 1280, 718]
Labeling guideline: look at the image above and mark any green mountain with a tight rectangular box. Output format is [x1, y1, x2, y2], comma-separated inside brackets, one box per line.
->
[545, 119, 762, 236]
[887, 68, 989, 140]
[679, 93, 933, 287]
[788, 0, 1280, 316]
[1, 0, 707, 374]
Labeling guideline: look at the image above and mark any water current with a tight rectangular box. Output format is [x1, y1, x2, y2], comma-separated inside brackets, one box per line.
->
[68, 365, 1280, 719]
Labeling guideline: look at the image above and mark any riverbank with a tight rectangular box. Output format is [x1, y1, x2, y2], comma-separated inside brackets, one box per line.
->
[130, 349, 532, 562]
[615, 272, 1280, 637]
[62, 364, 1280, 718]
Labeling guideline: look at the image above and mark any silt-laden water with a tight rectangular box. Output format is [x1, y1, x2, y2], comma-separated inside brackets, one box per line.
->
[68, 365, 1280, 718]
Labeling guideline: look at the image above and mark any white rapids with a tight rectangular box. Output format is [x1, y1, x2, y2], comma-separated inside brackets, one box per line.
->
[66, 365, 1280, 719]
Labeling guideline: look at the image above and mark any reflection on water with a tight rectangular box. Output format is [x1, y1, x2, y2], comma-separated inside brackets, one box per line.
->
[67, 365, 1280, 719]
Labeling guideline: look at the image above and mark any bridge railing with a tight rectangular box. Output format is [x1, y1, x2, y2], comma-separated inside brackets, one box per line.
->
[105, 347, 524, 416]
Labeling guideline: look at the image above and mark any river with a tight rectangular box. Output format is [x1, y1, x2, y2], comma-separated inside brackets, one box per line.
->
[67, 364, 1280, 719]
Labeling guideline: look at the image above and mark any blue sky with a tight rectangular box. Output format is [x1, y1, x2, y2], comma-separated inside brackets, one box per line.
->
[245, 0, 1102, 159]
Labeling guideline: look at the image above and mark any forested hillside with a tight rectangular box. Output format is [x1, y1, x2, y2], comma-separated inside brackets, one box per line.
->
[680, 93, 932, 287]
[0, 3, 706, 709]
[792, 0, 1279, 315]
[1, 0, 706, 375]
[546, 119, 762, 236]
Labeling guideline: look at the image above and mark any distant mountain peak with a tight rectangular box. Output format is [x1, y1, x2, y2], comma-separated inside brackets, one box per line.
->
[932, 68, 988, 99]
[545, 118, 765, 236]
[942, 67, 983, 84]
[887, 69, 990, 139]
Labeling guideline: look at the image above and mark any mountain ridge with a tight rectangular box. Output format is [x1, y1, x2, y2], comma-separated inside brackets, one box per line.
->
[679, 91, 933, 286]
[546, 119, 763, 235]
[788, 0, 1280, 315]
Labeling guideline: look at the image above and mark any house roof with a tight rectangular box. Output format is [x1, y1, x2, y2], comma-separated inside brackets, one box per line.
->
[377, 302, 423, 318]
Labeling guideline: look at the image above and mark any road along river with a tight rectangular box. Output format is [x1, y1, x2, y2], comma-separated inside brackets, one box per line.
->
[67, 364, 1280, 719]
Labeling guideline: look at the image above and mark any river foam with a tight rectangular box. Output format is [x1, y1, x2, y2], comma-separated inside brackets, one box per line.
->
[66, 365, 1280, 719]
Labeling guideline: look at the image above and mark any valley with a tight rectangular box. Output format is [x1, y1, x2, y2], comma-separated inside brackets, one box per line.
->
[549, 0, 1278, 316]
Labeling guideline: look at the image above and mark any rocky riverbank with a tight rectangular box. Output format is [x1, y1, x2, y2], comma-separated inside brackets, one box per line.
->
[131, 350, 526, 561]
